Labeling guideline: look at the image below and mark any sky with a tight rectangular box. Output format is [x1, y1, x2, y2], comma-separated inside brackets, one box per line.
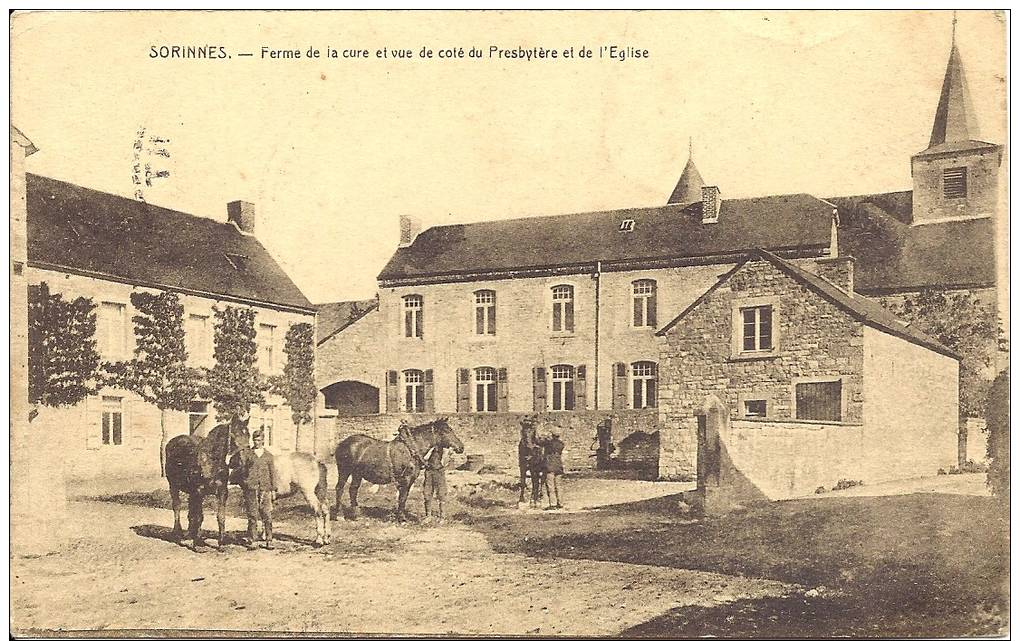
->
[10, 10, 1008, 304]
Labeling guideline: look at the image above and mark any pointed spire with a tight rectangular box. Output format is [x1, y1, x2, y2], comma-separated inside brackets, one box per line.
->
[928, 18, 980, 148]
[668, 142, 705, 205]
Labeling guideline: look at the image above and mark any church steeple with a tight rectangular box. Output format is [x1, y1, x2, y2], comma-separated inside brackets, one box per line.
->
[927, 20, 981, 149]
[668, 139, 705, 205]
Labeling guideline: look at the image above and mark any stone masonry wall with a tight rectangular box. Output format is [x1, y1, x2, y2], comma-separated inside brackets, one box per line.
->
[658, 257, 865, 478]
[316, 410, 659, 473]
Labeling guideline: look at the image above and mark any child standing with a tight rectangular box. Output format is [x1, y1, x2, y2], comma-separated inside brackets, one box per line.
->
[543, 427, 565, 510]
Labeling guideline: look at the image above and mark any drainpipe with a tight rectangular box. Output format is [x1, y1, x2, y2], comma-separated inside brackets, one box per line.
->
[593, 261, 602, 410]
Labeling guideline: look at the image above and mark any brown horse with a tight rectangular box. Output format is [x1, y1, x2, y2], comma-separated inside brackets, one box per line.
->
[518, 421, 545, 507]
[165, 415, 251, 550]
[333, 418, 464, 522]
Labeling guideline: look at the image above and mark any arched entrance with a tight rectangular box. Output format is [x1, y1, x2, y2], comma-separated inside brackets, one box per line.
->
[321, 380, 380, 416]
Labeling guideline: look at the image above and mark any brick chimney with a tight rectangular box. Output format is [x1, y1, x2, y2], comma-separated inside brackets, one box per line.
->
[227, 200, 256, 234]
[815, 256, 855, 297]
[399, 215, 422, 248]
[701, 186, 721, 224]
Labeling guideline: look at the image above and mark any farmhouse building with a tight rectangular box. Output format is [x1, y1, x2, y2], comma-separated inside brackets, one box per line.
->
[22, 171, 316, 483]
[656, 250, 959, 491]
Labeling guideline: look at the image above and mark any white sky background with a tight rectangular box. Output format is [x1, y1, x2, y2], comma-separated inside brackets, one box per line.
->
[9, 10, 1008, 304]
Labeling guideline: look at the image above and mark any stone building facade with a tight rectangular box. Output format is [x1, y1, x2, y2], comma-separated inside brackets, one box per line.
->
[656, 250, 959, 483]
[22, 173, 316, 484]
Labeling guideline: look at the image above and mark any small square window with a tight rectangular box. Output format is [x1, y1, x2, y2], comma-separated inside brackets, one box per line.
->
[744, 400, 767, 418]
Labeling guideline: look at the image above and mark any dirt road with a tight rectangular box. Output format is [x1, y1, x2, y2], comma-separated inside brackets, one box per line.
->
[12, 498, 789, 636]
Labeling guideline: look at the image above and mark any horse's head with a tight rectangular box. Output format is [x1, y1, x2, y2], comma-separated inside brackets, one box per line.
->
[520, 416, 538, 446]
[230, 411, 252, 448]
[434, 418, 465, 454]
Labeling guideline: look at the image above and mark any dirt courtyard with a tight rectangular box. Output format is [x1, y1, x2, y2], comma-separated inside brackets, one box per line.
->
[11, 475, 789, 636]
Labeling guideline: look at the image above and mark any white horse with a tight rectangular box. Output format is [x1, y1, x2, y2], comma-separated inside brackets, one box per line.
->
[237, 449, 332, 546]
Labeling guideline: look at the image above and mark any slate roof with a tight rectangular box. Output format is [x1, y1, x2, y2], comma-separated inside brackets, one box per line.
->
[26, 173, 314, 311]
[827, 190, 996, 293]
[315, 299, 378, 344]
[378, 194, 836, 282]
[657, 249, 959, 360]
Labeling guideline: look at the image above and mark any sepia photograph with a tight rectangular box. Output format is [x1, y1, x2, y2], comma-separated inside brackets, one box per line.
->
[8, 8, 1010, 638]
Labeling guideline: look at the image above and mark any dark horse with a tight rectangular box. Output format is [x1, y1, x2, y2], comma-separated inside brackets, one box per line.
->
[518, 420, 545, 507]
[165, 415, 251, 550]
[333, 418, 464, 522]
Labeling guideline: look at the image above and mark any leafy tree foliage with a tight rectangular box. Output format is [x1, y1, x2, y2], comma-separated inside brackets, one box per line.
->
[205, 305, 267, 421]
[884, 289, 997, 418]
[27, 282, 101, 408]
[985, 368, 1009, 499]
[102, 291, 200, 473]
[269, 323, 316, 427]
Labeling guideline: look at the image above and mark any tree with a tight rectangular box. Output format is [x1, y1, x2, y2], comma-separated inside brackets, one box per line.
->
[884, 289, 997, 418]
[205, 305, 267, 421]
[269, 323, 316, 428]
[102, 291, 200, 475]
[985, 368, 1009, 499]
[27, 282, 101, 409]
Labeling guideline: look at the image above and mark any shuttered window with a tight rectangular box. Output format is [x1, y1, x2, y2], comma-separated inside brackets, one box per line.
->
[474, 367, 498, 412]
[795, 380, 843, 421]
[943, 167, 968, 199]
[403, 369, 425, 413]
[551, 365, 575, 411]
[631, 361, 657, 409]
[533, 367, 547, 412]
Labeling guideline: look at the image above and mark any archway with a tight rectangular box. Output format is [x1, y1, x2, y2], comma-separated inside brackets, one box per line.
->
[321, 380, 380, 416]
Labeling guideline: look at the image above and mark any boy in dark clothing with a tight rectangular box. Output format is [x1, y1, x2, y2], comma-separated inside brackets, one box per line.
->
[242, 429, 277, 549]
[422, 442, 453, 523]
[542, 427, 565, 510]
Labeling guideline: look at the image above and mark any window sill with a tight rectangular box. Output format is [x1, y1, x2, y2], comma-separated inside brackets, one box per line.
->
[549, 333, 578, 339]
[728, 351, 782, 362]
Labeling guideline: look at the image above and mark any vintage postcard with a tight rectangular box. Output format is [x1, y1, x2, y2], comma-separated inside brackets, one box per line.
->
[8, 9, 1010, 638]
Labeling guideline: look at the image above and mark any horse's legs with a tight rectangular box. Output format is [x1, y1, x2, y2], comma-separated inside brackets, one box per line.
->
[334, 467, 350, 521]
[530, 469, 542, 507]
[299, 483, 326, 547]
[348, 475, 362, 521]
[518, 465, 528, 503]
[215, 486, 228, 549]
[187, 491, 205, 549]
[396, 482, 410, 522]
[170, 485, 183, 543]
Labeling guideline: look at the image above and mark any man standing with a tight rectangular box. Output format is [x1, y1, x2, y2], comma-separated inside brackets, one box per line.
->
[422, 440, 453, 523]
[243, 429, 277, 549]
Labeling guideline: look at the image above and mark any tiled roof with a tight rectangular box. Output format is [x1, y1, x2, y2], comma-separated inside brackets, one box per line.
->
[828, 191, 996, 293]
[657, 249, 958, 360]
[315, 299, 378, 344]
[379, 193, 836, 282]
[26, 174, 314, 311]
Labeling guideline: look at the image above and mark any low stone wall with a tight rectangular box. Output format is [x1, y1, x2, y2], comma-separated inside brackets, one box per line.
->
[315, 410, 659, 473]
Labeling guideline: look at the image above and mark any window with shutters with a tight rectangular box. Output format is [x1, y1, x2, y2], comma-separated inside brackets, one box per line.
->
[403, 369, 425, 413]
[188, 400, 210, 434]
[474, 367, 498, 412]
[631, 361, 657, 409]
[632, 280, 657, 328]
[402, 295, 424, 338]
[551, 285, 575, 333]
[550, 364, 575, 411]
[257, 323, 276, 372]
[252, 405, 276, 446]
[101, 396, 124, 446]
[794, 378, 843, 422]
[99, 301, 128, 361]
[474, 290, 496, 336]
[186, 314, 211, 366]
[943, 166, 968, 199]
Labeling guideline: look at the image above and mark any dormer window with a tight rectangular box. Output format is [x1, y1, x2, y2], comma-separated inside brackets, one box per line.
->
[943, 167, 968, 199]
[224, 253, 250, 271]
[619, 219, 635, 232]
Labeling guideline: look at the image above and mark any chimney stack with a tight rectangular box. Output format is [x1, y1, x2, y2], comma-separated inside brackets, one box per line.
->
[701, 186, 721, 224]
[399, 215, 422, 248]
[815, 256, 856, 297]
[227, 200, 256, 234]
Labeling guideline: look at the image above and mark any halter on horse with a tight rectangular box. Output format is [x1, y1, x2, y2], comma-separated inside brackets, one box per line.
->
[333, 418, 465, 522]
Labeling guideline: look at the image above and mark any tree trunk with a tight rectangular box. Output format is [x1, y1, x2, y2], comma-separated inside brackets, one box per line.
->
[160, 409, 168, 477]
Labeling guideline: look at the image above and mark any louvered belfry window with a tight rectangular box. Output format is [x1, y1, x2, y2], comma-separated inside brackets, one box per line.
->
[943, 167, 968, 199]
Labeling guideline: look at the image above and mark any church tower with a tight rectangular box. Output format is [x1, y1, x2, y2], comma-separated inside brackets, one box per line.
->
[910, 18, 1002, 225]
